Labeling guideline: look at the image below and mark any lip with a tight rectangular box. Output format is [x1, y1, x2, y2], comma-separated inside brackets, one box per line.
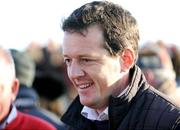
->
[78, 83, 93, 89]
[75, 81, 94, 89]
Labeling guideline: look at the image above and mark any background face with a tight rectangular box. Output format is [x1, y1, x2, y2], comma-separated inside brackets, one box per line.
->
[0, 59, 14, 121]
[62, 25, 122, 111]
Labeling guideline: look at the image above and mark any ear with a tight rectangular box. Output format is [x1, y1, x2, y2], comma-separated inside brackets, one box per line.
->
[120, 48, 134, 72]
[11, 78, 19, 102]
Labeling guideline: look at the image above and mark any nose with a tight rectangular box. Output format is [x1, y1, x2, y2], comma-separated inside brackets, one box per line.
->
[68, 60, 85, 79]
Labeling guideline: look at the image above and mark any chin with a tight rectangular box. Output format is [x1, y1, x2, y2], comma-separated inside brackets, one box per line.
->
[80, 97, 93, 107]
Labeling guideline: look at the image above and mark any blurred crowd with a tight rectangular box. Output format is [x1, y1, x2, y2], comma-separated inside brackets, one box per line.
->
[137, 40, 180, 105]
[8, 39, 77, 130]
[5, 39, 180, 129]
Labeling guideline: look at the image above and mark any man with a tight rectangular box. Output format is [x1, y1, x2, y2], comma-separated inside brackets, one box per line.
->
[60, 1, 180, 130]
[0, 47, 56, 130]
[10, 49, 66, 130]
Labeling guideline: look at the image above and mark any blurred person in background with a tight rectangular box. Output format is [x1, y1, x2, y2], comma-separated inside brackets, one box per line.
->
[26, 40, 65, 80]
[10, 49, 66, 130]
[33, 73, 69, 117]
[0, 47, 56, 130]
[60, 1, 180, 130]
[137, 40, 180, 105]
[26, 40, 76, 116]
[169, 44, 180, 87]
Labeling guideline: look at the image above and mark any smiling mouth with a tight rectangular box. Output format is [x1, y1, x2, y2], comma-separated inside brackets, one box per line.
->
[78, 83, 93, 89]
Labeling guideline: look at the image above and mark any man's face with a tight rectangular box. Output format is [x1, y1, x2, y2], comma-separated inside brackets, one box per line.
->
[62, 25, 123, 111]
[0, 59, 18, 121]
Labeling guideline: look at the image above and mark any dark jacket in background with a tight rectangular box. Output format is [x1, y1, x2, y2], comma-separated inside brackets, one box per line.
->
[15, 85, 66, 130]
[61, 66, 180, 130]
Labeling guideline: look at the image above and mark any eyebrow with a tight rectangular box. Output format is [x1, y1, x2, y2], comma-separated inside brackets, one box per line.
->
[63, 53, 100, 58]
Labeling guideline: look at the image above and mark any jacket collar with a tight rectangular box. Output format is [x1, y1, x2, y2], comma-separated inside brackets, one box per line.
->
[108, 65, 147, 130]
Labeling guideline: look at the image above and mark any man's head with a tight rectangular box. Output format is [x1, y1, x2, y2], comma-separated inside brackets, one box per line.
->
[62, 1, 139, 112]
[0, 47, 19, 121]
[62, 1, 139, 60]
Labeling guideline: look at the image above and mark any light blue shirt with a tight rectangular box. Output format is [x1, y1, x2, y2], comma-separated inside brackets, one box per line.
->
[0, 105, 17, 129]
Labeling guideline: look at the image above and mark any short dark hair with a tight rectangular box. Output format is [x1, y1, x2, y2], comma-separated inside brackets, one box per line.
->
[62, 1, 139, 60]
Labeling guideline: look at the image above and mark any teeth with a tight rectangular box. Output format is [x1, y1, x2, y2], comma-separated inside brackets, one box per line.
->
[79, 83, 91, 89]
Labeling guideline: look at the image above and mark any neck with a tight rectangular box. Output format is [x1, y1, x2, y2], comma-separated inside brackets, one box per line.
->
[112, 71, 130, 97]
[95, 71, 130, 113]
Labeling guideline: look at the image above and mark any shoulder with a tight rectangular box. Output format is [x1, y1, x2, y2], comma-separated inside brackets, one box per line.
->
[145, 86, 180, 110]
[172, 116, 180, 130]
[15, 112, 56, 130]
[138, 86, 180, 114]
[136, 86, 180, 128]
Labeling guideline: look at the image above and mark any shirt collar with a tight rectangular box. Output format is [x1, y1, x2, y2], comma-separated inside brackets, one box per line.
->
[0, 105, 17, 129]
[81, 106, 108, 121]
[81, 87, 128, 121]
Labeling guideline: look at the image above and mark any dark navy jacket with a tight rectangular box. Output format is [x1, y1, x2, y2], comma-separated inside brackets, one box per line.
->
[61, 66, 180, 130]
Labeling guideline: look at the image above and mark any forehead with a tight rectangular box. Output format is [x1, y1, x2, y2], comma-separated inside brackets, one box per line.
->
[0, 60, 10, 74]
[0, 49, 15, 83]
[0, 48, 12, 63]
[62, 25, 106, 55]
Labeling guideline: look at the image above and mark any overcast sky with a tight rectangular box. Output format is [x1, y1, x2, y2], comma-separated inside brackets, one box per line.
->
[0, 0, 180, 50]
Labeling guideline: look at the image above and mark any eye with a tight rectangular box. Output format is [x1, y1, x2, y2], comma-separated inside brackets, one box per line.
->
[80, 58, 94, 65]
[64, 58, 71, 66]
[82, 58, 91, 62]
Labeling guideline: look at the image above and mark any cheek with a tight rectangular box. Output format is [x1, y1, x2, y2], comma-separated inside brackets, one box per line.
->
[0, 95, 11, 111]
[66, 68, 72, 81]
[109, 60, 121, 74]
[94, 70, 121, 97]
[0, 89, 14, 103]
[100, 66, 120, 84]
[0, 86, 3, 93]
[92, 71, 109, 93]
[0, 97, 2, 110]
